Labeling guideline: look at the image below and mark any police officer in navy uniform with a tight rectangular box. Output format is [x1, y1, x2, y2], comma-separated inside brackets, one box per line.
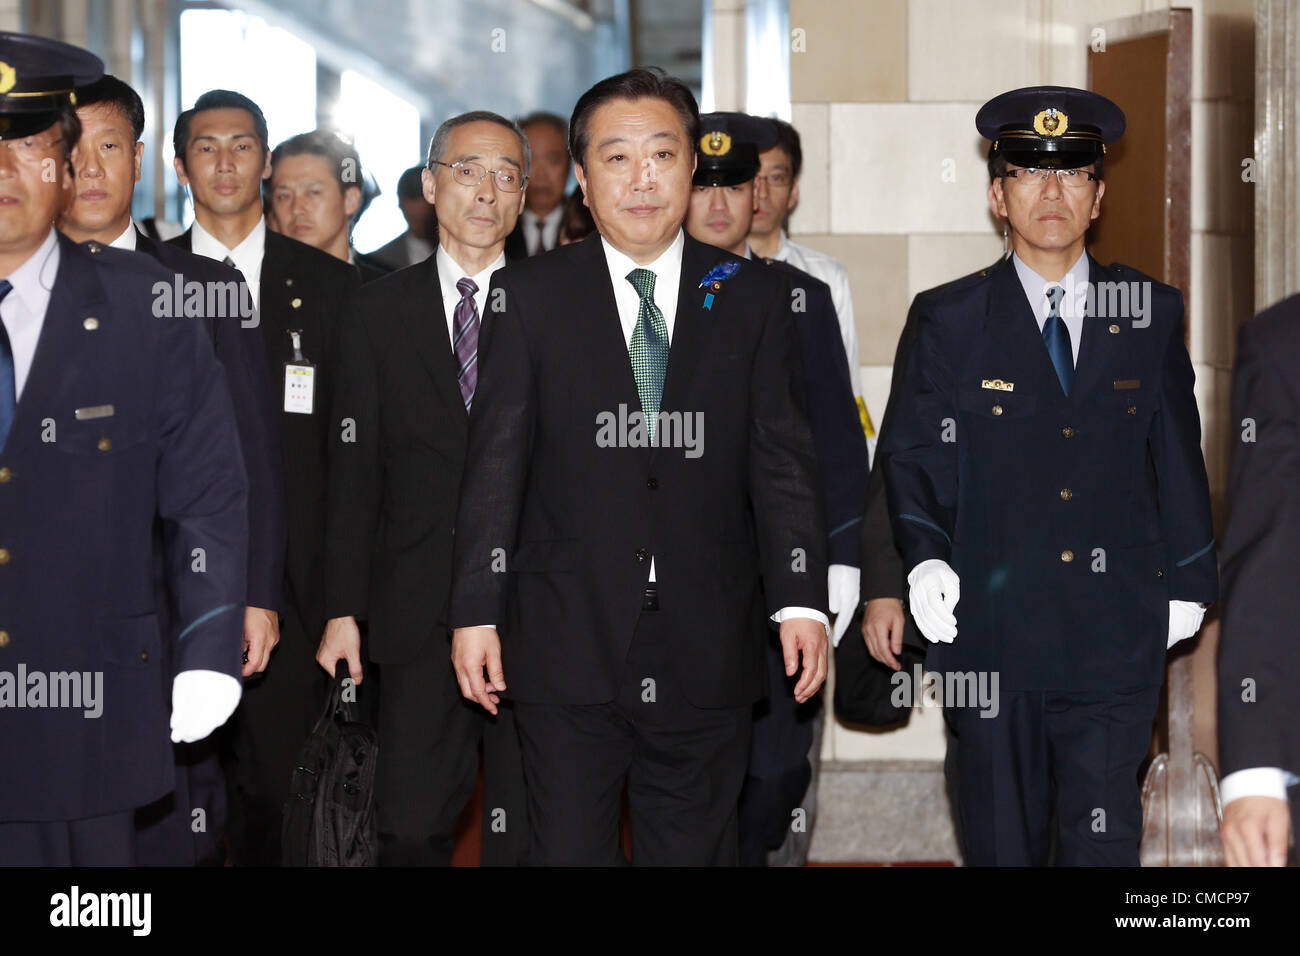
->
[0, 33, 249, 865]
[683, 112, 869, 865]
[881, 87, 1217, 865]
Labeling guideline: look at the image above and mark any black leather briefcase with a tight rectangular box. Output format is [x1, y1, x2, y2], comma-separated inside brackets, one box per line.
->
[832, 603, 927, 728]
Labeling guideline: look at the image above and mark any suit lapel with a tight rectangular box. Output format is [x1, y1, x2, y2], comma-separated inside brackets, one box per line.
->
[988, 256, 1064, 402]
[659, 235, 716, 425]
[406, 255, 467, 424]
[1070, 253, 1116, 402]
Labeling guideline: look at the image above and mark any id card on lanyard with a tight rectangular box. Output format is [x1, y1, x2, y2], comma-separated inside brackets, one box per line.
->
[284, 329, 315, 415]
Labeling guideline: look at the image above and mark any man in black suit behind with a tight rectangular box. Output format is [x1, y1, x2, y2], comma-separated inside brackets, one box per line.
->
[1218, 295, 1300, 866]
[169, 89, 361, 865]
[449, 68, 830, 865]
[319, 110, 531, 866]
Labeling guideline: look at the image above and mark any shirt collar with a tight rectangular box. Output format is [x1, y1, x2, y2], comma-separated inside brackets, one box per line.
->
[599, 228, 685, 297]
[436, 243, 507, 301]
[108, 220, 138, 251]
[4, 227, 59, 318]
[191, 215, 266, 263]
[1011, 249, 1090, 317]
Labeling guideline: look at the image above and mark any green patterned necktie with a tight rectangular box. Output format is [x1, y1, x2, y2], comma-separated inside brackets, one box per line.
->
[626, 267, 670, 442]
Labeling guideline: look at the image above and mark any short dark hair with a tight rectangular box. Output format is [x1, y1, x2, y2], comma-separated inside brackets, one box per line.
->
[173, 89, 269, 168]
[426, 110, 531, 179]
[396, 165, 425, 200]
[74, 74, 145, 141]
[568, 67, 699, 170]
[53, 102, 81, 176]
[767, 118, 802, 180]
[518, 110, 568, 142]
[987, 143, 1104, 183]
[271, 129, 369, 225]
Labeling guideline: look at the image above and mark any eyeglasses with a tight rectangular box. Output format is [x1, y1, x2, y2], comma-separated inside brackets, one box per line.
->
[431, 160, 527, 193]
[1002, 167, 1099, 189]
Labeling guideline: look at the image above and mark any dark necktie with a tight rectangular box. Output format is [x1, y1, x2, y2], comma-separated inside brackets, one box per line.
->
[627, 267, 669, 442]
[0, 279, 15, 452]
[453, 277, 480, 411]
[1042, 285, 1073, 396]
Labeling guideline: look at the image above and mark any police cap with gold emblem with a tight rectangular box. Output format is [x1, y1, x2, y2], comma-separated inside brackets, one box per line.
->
[693, 112, 778, 187]
[977, 86, 1125, 169]
[0, 31, 103, 140]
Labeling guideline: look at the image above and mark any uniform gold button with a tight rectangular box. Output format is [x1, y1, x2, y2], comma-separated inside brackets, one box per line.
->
[1108, 324, 1120, 334]
[291, 297, 302, 309]
[0, 630, 9, 648]
[0, 548, 9, 564]
[1126, 404, 1137, 415]
[1061, 426, 1075, 438]
[140, 649, 149, 662]
[992, 404, 1003, 416]
[1060, 549, 1075, 562]
[97, 437, 112, 452]
[0, 467, 10, 482]
[1059, 488, 1073, 501]
[87, 242, 102, 254]
[83, 317, 99, 330]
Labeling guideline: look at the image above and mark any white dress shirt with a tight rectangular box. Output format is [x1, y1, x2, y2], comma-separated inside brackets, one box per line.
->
[1012, 250, 1089, 366]
[436, 244, 507, 345]
[522, 206, 564, 256]
[108, 220, 139, 251]
[191, 216, 266, 311]
[1, 227, 59, 400]
[773, 233, 860, 397]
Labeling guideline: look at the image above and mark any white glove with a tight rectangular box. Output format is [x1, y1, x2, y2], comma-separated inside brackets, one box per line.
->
[828, 564, 860, 647]
[1167, 600, 1207, 649]
[907, 558, 960, 644]
[170, 670, 242, 743]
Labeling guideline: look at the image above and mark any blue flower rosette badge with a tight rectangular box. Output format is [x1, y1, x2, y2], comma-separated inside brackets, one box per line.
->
[698, 259, 741, 310]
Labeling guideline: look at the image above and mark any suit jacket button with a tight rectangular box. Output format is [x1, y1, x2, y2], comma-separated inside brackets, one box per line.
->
[646, 477, 658, 490]
[1060, 549, 1075, 562]
[0, 548, 9, 564]
[0, 630, 9, 647]
[140, 649, 149, 662]
[0, 467, 10, 482]
[1126, 404, 1137, 415]
[1156, 567, 1165, 578]
[1059, 488, 1073, 501]
[635, 549, 647, 562]
[97, 437, 112, 451]
[1061, 426, 1074, 438]
[992, 404, 1003, 416]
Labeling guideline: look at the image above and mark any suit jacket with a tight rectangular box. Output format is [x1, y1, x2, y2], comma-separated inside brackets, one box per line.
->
[324, 254, 470, 663]
[170, 228, 361, 638]
[1217, 294, 1300, 780]
[449, 232, 828, 708]
[763, 257, 868, 566]
[0, 235, 248, 820]
[135, 228, 285, 610]
[881, 254, 1218, 692]
[503, 219, 528, 262]
[353, 251, 390, 285]
[367, 232, 433, 272]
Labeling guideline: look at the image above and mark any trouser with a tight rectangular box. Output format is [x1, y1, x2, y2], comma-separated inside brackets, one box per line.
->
[944, 684, 1162, 866]
[738, 628, 822, 866]
[222, 598, 328, 865]
[513, 605, 752, 866]
[134, 736, 227, 865]
[374, 632, 528, 866]
[0, 810, 136, 866]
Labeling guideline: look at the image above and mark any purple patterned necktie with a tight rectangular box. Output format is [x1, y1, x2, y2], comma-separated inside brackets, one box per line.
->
[453, 277, 480, 411]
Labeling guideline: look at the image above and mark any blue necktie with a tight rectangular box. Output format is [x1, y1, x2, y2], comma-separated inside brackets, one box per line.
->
[0, 279, 15, 452]
[1042, 285, 1074, 396]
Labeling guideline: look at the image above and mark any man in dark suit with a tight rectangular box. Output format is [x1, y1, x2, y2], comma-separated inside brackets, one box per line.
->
[1218, 295, 1300, 866]
[882, 87, 1218, 866]
[683, 111, 868, 865]
[59, 73, 286, 865]
[366, 165, 436, 271]
[449, 68, 829, 866]
[169, 88, 361, 865]
[0, 33, 248, 866]
[319, 109, 531, 866]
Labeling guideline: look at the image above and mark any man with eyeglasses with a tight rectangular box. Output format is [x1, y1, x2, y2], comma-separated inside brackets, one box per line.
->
[319, 110, 529, 865]
[881, 87, 1217, 865]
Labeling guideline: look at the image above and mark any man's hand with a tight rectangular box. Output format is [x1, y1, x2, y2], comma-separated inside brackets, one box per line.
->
[779, 617, 827, 704]
[170, 670, 242, 743]
[863, 597, 906, 670]
[318, 616, 364, 684]
[1167, 600, 1207, 649]
[452, 626, 506, 716]
[243, 606, 280, 676]
[827, 564, 860, 646]
[907, 559, 959, 644]
[1221, 796, 1291, 866]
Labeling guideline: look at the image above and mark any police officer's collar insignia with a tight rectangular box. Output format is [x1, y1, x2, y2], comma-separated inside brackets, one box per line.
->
[701, 130, 731, 156]
[0, 62, 15, 95]
[1033, 108, 1068, 137]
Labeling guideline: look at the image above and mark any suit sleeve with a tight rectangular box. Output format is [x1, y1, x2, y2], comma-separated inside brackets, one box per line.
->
[324, 292, 382, 620]
[156, 307, 250, 680]
[448, 273, 537, 629]
[796, 281, 868, 566]
[211, 274, 285, 612]
[749, 273, 829, 616]
[1149, 292, 1218, 602]
[880, 297, 958, 572]
[1217, 313, 1300, 776]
